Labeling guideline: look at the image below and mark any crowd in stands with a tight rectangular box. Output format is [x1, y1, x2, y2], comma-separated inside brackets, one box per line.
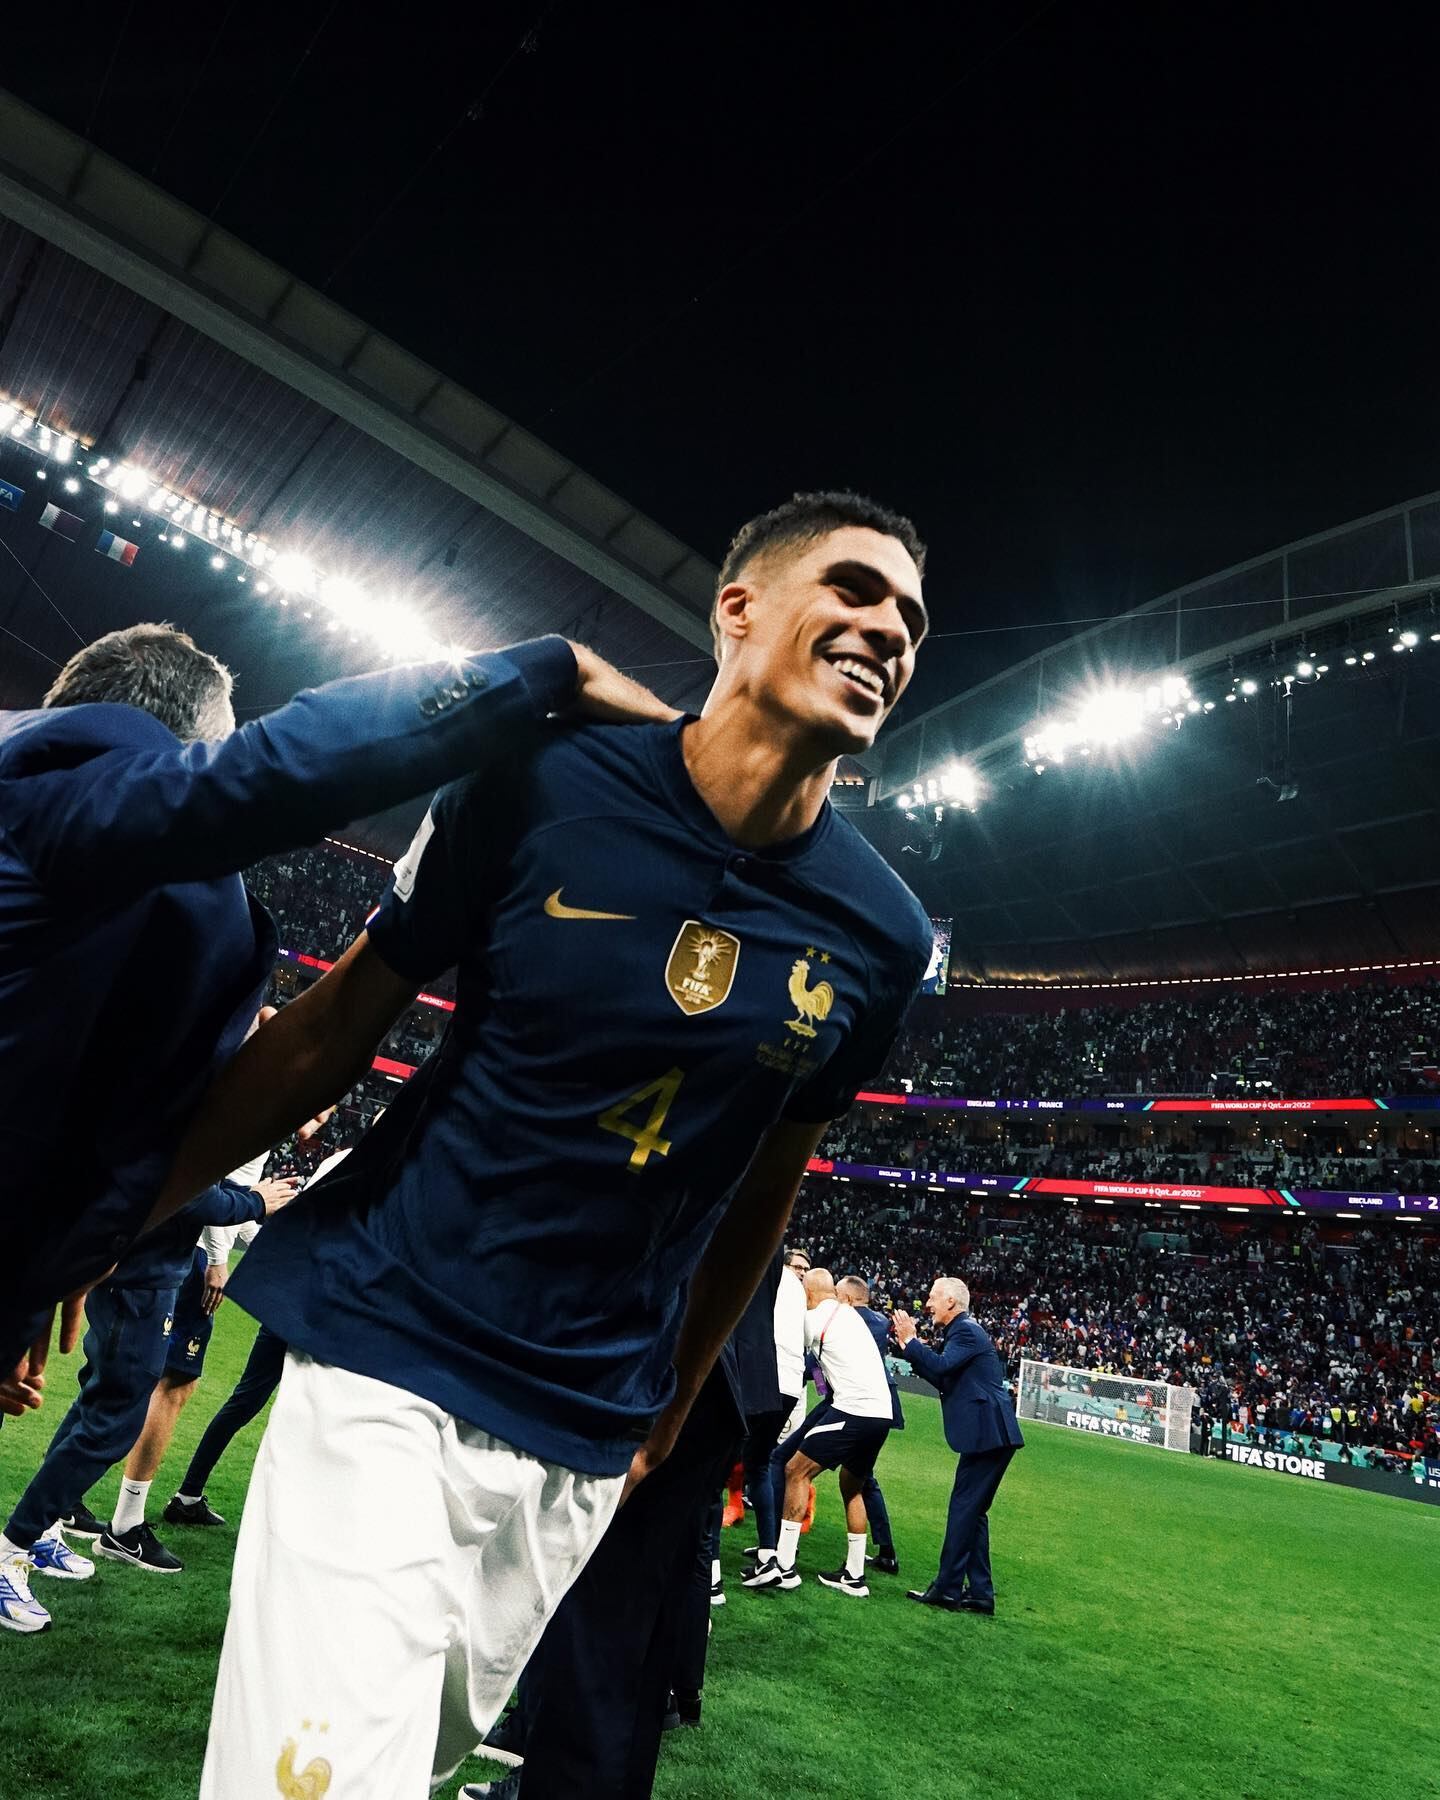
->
[886, 981, 1440, 1098]
[820, 1112, 1440, 1193]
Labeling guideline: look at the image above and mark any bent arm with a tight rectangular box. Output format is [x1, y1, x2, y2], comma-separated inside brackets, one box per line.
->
[145, 933, 419, 1233]
[9, 639, 576, 905]
[625, 1119, 828, 1496]
[904, 1333, 985, 1387]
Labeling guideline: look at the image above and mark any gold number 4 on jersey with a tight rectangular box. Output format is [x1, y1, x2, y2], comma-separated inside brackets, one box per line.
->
[597, 1068, 685, 1170]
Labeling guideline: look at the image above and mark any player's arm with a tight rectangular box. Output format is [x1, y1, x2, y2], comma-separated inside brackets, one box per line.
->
[144, 935, 419, 1233]
[621, 1117, 829, 1502]
[8, 640, 676, 905]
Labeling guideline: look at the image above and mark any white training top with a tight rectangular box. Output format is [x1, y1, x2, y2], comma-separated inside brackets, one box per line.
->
[803, 1298, 893, 1419]
[773, 1266, 808, 1400]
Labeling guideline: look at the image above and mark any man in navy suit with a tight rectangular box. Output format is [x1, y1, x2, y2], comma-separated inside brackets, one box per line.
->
[0, 619, 671, 1407]
[893, 1276, 1023, 1614]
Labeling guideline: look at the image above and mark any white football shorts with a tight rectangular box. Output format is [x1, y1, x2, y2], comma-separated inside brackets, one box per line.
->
[200, 1349, 624, 1798]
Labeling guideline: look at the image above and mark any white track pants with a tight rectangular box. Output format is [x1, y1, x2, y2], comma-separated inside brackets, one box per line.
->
[200, 1351, 624, 1799]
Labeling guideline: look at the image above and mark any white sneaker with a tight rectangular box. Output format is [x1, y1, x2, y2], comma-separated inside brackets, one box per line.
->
[0, 1551, 52, 1633]
[709, 1577, 725, 1606]
[29, 1528, 95, 1581]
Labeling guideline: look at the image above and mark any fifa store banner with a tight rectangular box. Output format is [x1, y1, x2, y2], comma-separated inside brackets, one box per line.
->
[1017, 1360, 1194, 1452]
[1218, 1443, 1440, 1508]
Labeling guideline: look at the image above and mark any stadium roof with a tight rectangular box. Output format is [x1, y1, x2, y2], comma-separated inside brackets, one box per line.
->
[872, 497, 1440, 984]
[0, 88, 738, 852]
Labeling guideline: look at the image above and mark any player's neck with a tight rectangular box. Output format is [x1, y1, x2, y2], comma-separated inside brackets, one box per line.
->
[682, 699, 837, 848]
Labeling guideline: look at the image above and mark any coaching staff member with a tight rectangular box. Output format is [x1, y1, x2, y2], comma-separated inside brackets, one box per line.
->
[0, 620, 671, 1405]
[892, 1277, 1022, 1614]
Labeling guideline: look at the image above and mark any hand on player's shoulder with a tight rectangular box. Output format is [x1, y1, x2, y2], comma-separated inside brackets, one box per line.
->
[566, 642, 683, 728]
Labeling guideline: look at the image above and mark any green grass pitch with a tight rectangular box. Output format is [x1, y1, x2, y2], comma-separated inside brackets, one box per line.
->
[3, 1298, 1435, 1800]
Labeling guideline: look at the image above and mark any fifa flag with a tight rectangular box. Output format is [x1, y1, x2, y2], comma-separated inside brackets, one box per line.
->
[96, 529, 139, 567]
[38, 501, 84, 542]
[0, 476, 23, 511]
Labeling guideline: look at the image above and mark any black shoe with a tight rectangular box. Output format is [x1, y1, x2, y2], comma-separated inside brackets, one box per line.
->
[867, 1548, 900, 1575]
[816, 1566, 869, 1598]
[709, 1576, 725, 1606]
[483, 1711, 525, 1759]
[460, 1774, 522, 1799]
[906, 1585, 963, 1612]
[59, 1502, 104, 1540]
[672, 1690, 702, 1726]
[94, 1522, 183, 1574]
[163, 1493, 225, 1528]
[661, 1692, 684, 1732]
[958, 1596, 995, 1615]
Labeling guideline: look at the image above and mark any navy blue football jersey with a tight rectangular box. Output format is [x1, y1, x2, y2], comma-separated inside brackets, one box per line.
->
[231, 718, 930, 1475]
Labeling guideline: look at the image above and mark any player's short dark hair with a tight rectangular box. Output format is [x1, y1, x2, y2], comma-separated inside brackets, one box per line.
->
[44, 622, 234, 741]
[712, 490, 927, 659]
[837, 1273, 871, 1301]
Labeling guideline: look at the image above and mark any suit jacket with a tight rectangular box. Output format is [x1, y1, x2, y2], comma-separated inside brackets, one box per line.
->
[731, 1249, 786, 1422]
[111, 1179, 266, 1292]
[858, 1304, 905, 1430]
[903, 1312, 1024, 1456]
[0, 637, 576, 1320]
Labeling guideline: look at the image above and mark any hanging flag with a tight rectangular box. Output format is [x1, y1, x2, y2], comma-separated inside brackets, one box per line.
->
[96, 529, 139, 567]
[38, 502, 83, 542]
[0, 477, 23, 511]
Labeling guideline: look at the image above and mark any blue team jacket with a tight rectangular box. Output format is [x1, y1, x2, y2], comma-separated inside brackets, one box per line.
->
[903, 1313, 1025, 1456]
[0, 636, 576, 1322]
[113, 1179, 266, 1291]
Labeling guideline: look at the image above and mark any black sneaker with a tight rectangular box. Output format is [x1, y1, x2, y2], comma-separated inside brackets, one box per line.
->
[740, 1556, 782, 1589]
[709, 1576, 725, 1607]
[59, 1502, 105, 1540]
[867, 1548, 900, 1575]
[94, 1522, 184, 1574]
[163, 1493, 225, 1527]
[816, 1566, 870, 1598]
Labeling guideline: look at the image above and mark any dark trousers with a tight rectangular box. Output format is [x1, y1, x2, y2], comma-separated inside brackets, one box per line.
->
[934, 1445, 1016, 1604]
[512, 1373, 742, 1798]
[671, 1494, 723, 1701]
[5, 1281, 174, 1546]
[862, 1472, 894, 1550]
[742, 1400, 794, 1550]
[179, 1323, 287, 1495]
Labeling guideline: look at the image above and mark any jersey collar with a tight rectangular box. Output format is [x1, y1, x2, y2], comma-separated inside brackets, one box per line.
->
[649, 716, 835, 864]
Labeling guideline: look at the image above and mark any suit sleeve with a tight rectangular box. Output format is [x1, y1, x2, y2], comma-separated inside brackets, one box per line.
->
[903, 1331, 988, 1387]
[189, 1180, 267, 1230]
[4, 637, 576, 906]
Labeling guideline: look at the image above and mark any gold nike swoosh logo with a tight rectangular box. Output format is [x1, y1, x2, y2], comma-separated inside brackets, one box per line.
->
[544, 888, 637, 922]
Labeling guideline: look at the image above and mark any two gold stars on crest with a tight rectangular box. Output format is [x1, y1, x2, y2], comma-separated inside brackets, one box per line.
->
[803, 946, 832, 962]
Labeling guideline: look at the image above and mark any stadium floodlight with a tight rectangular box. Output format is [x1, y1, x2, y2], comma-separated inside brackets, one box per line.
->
[1362, 650, 1376, 662]
[53, 436, 72, 464]
[938, 762, 982, 809]
[0, 403, 14, 431]
[103, 499, 118, 514]
[63, 478, 79, 494]
[1023, 672, 1191, 767]
[1296, 660, 1314, 678]
[210, 554, 225, 570]
[1345, 655, 1357, 665]
[271, 553, 317, 596]
[1240, 678, 1258, 696]
[1399, 630, 1419, 647]
[118, 466, 148, 501]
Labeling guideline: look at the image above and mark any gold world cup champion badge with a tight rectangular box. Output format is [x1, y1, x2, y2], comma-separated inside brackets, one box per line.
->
[665, 921, 741, 1016]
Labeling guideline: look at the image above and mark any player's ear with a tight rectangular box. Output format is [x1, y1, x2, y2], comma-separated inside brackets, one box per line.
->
[712, 581, 754, 655]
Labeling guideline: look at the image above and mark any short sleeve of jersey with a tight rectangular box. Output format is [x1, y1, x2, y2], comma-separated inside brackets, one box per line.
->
[783, 948, 927, 1125]
[367, 772, 523, 985]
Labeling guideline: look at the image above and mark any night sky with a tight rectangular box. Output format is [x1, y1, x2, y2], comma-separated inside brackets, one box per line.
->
[3, 0, 1439, 719]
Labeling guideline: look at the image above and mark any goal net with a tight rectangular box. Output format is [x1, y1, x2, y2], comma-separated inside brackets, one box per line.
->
[1017, 1358, 1196, 1453]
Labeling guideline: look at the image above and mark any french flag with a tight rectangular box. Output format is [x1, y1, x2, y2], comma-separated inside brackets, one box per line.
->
[96, 529, 138, 567]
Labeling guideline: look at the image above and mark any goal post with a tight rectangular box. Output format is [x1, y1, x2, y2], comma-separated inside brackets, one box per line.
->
[1017, 1357, 1196, 1453]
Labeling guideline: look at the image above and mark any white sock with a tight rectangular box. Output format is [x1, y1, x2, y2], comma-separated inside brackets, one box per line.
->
[710, 1558, 721, 1585]
[846, 1532, 867, 1580]
[777, 1519, 801, 1572]
[176, 1492, 202, 1506]
[112, 1478, 151, 1536]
